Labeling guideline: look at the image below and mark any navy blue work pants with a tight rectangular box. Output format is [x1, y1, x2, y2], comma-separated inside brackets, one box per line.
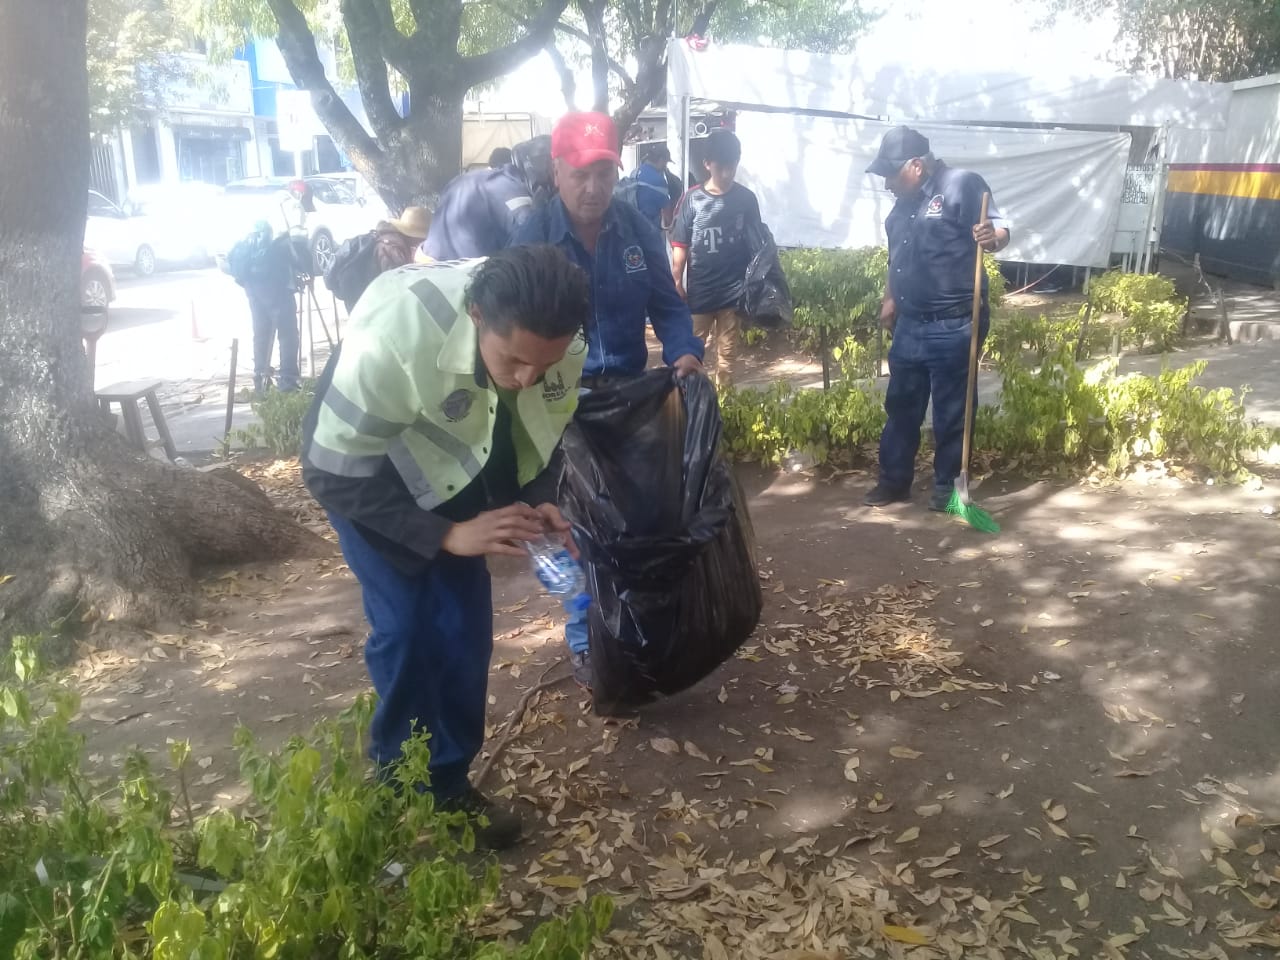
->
[878, 310, 989, 495]
[329, 513, 491, 800]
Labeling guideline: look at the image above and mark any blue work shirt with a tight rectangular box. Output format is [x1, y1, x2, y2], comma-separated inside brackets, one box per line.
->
[422, 165, 533, 260]
[885, 163, 1010, 318]
[510, 196, 703, 379]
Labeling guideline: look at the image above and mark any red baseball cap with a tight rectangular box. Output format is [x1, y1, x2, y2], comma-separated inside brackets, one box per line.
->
[551, 111, 621, 168]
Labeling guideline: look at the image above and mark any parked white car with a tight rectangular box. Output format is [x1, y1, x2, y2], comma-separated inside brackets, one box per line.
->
[84, 189, 211, 276]
[211, 176, 386, 275]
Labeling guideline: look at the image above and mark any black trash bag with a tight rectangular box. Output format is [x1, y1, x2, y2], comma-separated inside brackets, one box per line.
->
[739, 220, 793, 329]
[559, 370, 762, 713]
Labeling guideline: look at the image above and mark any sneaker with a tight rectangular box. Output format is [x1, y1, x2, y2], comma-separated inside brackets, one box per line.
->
[570, 650, 593, 691]
[439, 787, 523, 851]
[862, 483, 912, 507]
[929, 489, 954, 513]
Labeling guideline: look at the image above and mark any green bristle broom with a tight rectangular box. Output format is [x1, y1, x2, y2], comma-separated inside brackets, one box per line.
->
[946, 192, 1000, 534]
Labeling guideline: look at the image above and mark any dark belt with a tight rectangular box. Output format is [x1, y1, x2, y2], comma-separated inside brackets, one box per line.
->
[902, 304, 985, 323]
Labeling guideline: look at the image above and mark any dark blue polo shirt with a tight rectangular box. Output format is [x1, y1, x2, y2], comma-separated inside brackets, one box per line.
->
[885, 163, 1009, 318]
[421, 165, 533, 260]
[509, 196, 704, 379]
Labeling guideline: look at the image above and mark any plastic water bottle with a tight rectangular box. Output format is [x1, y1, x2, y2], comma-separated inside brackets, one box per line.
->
[525, 535, 591, 616]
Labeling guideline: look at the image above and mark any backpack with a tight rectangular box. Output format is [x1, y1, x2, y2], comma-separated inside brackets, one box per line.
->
[323, 231, 379, 308]
[226, 231, 272, 288]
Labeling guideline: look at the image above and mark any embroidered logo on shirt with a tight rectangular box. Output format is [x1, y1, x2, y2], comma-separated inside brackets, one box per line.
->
[925, 194, 945, 218]
[541, 371, 568, 403]
[622, 245, 647, 273]
[441, 389, 474, 422]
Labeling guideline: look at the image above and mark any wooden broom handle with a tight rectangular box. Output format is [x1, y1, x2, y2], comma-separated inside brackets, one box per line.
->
[961, 192, 991, 475]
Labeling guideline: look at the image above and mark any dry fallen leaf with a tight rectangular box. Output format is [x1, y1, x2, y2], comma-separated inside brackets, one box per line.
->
[915, 804, 943, 818]
[895, 827, 920, 844]
[1060, 876, 1078, 891]
[684, 741, 711, 762]
[650, 737, 680, 756]
[882, 925, 932, 946]
[542, 875, 584, 889]
[843, 757, 860, 782]
[979, 834, 1010, 849]
[889, 746, 923, 760]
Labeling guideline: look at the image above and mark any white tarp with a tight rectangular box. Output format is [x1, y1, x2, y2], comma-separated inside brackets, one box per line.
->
[736, 114, 1131, 267]
[668, 40, 1232, 130]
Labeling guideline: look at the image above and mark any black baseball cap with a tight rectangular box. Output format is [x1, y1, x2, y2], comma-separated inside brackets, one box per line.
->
[647, 143, 672, 164]
[867, 126, 931, 177]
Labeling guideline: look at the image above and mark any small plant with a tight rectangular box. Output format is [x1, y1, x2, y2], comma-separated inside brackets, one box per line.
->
[1088, 271, 1186, 351]
[976, 345, 1277, 479]
[720, 374, 886, 466]
[0, 638, 611, 960]
[742, 326, 769, 348]
[236, 381, 316, 458]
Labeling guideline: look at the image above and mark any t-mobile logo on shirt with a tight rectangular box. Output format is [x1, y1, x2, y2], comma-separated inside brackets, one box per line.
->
[702, 226, 723, 253]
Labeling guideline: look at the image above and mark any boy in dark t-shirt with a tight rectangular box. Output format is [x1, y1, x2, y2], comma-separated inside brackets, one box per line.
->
[670, 130, 760, 388]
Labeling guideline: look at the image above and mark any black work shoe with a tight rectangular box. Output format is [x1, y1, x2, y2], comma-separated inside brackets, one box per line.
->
[863, 483, 912, 507]
[439, 787, 523, 851]
[929, 489, 954, 512]
[570, 651, 593, 691]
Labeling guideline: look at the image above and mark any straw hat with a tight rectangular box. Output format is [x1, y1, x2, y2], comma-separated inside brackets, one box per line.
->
[387, 206, 432, 240]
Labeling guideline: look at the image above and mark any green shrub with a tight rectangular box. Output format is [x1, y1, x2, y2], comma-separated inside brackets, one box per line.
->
[776, 246, 1005, 355]
[719, 375, 886, 465]
[0, 638, 611, 960]
[976, 346, 1277, 479]
[1087, 271, 1186, 351]
[237, 381, 316, 458]
[780, 247, 888, 347]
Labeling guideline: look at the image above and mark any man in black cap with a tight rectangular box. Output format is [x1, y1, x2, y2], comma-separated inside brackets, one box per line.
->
[863, 126, 1010, 512]
[634, 143, 677, 230]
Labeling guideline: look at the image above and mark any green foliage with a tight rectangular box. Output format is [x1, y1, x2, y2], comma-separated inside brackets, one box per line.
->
[781, 247, 888, 347]
[0, 640, 610, 960]
[1087, 271, 1186, 351]
[236, 381, 316, 458]
[719, 341, 886, 465]
[1043, 0, 1280, 81]
[984, 311, 1101, 366]
[778, 247, 1005, 353]
[976, 346, 1278, 479]
[87, 0, 189, 136]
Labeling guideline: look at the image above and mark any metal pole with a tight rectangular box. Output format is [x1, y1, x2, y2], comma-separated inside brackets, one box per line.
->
[224, 338, 238, 443]
[680, 95, 691, 190]
[306, 283, 316, 377]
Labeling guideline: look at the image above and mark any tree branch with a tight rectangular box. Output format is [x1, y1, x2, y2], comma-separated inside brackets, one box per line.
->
[368, 0, 416, 75]
[552, 20, 637, 94]
[579, 0, 611, 112]
[544, 41, 578, 111]
[460, 0, 572, 90]
[407, 0, 432, 32]
[340, 0, 405, 142]
[690, 0, 719, 36]
[264, 0, 383, 167]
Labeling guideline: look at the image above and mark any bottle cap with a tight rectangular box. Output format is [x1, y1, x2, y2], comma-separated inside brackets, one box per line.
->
[568, 593, 591, 614]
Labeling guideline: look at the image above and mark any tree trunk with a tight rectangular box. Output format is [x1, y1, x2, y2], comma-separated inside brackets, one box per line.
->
[0, 0, 330, 647]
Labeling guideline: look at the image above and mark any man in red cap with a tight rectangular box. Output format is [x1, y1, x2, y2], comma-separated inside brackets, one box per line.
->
[510, 111, 705, 687]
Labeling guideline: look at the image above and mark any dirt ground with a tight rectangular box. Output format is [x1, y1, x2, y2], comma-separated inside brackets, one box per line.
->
[66, 453, 1280, 959]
